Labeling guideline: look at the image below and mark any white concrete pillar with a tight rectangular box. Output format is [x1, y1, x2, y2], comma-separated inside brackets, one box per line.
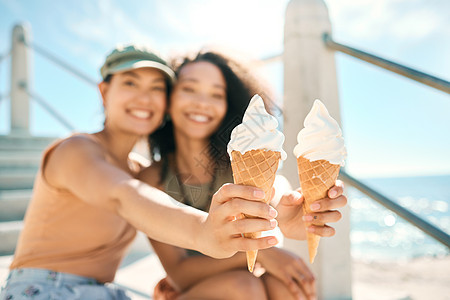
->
[282, 0, 352, 299]
[10, 23, 32, 136]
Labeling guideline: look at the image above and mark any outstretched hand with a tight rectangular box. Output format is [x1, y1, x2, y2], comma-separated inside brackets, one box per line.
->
[276, 180, 347, 240]
[198, 183, 279, 259]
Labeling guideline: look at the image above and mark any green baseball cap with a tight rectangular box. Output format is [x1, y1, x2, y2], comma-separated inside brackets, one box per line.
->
[100, 44, 175, 82]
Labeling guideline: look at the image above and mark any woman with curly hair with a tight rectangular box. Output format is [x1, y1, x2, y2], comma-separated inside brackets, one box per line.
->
[141, 50, 347, 300]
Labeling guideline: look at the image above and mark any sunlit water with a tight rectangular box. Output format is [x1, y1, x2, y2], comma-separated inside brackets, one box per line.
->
[349, 175, 450, 261]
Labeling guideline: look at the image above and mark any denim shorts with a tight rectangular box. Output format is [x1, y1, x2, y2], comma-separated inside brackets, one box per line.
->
[0, 268, 131, 300]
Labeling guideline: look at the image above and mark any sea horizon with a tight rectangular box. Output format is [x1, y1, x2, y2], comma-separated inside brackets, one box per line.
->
[349, 173, 449, 261]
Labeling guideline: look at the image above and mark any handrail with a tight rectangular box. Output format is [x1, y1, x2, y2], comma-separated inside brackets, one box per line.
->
[259, 53, 282, 64]
[340, 170, 450, 248]
[21, 84, 76, 132]
[323, 33, 450, 95]
[23, 40, 98, 87]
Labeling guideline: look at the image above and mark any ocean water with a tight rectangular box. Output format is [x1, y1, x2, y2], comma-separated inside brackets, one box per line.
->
[349, 174, 450, 261]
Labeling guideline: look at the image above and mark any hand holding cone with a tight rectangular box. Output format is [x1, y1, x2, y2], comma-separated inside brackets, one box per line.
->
[297, 157, 340, 263]
[231, 150, 281, 272]
[227, 94, 286, 272]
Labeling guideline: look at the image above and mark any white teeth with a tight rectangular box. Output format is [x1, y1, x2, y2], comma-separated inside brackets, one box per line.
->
[188, 113, 209, 122]
[130, 110, 150, 119]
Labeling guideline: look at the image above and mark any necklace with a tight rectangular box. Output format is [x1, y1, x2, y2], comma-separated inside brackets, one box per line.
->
[173, 156, 217, 211]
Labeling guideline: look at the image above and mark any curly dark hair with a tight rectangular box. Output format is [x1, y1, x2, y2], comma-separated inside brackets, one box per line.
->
[149, 51, 278, 178]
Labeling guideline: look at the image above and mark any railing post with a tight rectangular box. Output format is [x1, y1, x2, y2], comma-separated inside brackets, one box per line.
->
[283, 1, 352, 299]
[10, 23, 32, 136]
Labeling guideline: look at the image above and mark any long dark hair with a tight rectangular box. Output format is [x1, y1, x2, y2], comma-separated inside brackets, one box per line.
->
[149, 51, 277, 179]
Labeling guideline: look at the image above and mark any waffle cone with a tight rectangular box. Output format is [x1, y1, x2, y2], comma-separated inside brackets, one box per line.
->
[231, 150, 281, 272]
[297, 156, 340, 263]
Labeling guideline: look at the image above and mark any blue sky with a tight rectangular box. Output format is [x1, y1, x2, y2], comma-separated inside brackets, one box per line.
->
[0, 0, 449, 178]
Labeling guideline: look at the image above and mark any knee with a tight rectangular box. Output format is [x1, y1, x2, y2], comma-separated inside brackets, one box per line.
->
[226, 271, 267, 300]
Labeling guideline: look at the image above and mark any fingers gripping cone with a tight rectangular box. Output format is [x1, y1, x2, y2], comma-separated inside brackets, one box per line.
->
[297, 156, 340, 263]
[231, 150, 281, 272]
[227, 94, 286, 272]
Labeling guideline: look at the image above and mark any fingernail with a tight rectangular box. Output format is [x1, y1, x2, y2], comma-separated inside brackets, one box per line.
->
[329, 189, 337, 197]
[269, 207, 278, 218]
[268, 238, 278, 245]
[302, 215, 313, 222]
[307, 226, 315, 233]
[254, 190, 265, 199]
[270, 219, 278, 228]
[310, 203, 320, 211]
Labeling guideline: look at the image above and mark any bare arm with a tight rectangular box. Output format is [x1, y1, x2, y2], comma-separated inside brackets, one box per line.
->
[140, 165, 252, 291]
[45, 136, 278, 258]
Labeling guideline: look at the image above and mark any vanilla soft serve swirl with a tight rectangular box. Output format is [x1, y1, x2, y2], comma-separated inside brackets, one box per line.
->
[227, 94, 287, 160]
[293, 99, 346, 166]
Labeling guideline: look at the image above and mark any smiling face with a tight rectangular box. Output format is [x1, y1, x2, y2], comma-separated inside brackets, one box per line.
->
[169, 61, 228, 141]
[99, 68, 167, 136]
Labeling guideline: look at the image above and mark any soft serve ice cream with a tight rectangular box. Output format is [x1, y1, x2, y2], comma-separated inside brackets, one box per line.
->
[294, 99, 346, 263]
[227, 94, 285, 272]
[293, 99, 346, 164]
[228, 94, 287, 160]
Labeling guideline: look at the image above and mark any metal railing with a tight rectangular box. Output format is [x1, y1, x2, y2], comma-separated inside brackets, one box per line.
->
[323, 33, 450, 95]
[21, 85, 76, 131]
[341, 170, 450, 248]
[26, 41, 97, 87]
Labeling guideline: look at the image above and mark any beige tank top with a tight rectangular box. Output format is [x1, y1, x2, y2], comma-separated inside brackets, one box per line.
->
[161, 160, 233, 257]
[162, 160, 234, 212]
[10, 134, 137, 283]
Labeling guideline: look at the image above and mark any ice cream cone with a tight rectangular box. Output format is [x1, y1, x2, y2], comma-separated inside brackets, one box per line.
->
[231, 149, 281, 272]
[297, 156, 340, 263]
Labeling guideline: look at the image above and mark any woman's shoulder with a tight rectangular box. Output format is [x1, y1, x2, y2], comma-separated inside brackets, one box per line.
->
[42, 133, 106, 189]
[48, 133, 103, 160]
[59, 133, 102, 149]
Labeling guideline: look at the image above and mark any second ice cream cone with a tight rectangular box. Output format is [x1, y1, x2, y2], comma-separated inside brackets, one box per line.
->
[231, 149, 281, 272]
[297, 156, 340, 263]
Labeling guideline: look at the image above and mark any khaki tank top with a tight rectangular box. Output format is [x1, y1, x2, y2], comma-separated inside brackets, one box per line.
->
[162, 161, 233, 212]
[162, 160, 233, 257]
[10, 134, 137, 283]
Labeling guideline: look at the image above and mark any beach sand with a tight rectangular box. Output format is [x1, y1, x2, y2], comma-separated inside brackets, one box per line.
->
[352, 256, 450, 300]
[1, 254, 449, 299]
